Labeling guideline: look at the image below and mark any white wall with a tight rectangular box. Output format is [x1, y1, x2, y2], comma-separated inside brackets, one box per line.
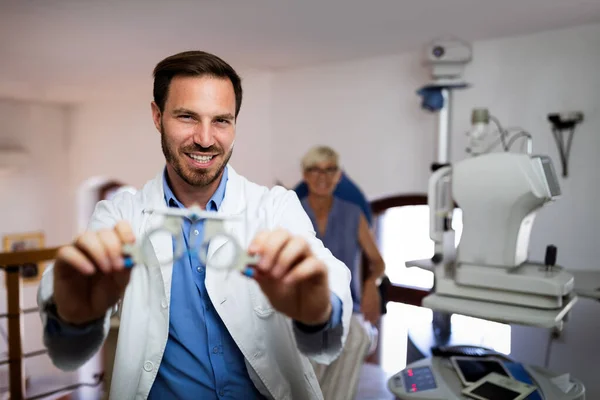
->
[0, 99, 73, 249]
[271, 53, 436, 198]
[0, 99, 73, 378]
[270, 23, 600, 396]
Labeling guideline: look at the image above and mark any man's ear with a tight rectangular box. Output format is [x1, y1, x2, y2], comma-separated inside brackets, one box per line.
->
[151, 101, 162, 132]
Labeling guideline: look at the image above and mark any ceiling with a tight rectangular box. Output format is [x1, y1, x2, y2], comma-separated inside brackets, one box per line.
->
[1, 0, 600, 103]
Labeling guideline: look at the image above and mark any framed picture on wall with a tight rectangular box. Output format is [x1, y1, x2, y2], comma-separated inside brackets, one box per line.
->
[2, 231, 46, 285]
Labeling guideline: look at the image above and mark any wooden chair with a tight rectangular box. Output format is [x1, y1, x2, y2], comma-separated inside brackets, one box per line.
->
[363, 194, 432, 365]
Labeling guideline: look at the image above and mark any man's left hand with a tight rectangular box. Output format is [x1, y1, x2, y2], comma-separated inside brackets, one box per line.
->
[248, 229, 332, 326]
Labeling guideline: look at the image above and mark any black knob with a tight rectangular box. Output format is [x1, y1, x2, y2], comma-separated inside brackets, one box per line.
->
[545, 245, 557, 266]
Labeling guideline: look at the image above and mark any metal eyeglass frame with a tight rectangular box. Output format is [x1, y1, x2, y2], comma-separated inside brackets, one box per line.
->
[121, 204, 260, 277]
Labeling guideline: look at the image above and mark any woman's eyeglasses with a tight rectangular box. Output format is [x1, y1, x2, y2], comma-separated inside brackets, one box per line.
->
[305, 166, 339, 177]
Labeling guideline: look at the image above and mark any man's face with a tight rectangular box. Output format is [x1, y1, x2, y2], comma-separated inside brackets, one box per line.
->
[152, 75, 236, 188]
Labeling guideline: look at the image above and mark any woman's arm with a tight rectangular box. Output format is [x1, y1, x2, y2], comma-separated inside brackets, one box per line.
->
[357, 213, 385, 324]
[358, 213, 385, 283]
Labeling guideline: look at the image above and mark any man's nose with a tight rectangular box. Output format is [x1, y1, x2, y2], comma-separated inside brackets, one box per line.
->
[193, 123, 216, 148]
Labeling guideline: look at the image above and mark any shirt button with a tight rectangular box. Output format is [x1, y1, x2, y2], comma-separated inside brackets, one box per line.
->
[143, 361, 153, 372]
[213, 346, 219, 354]
[194, 229, 200, 236]
[161, 299, 168, 309]
[197, 266, 203, 273]
[219, 390, 225, 396]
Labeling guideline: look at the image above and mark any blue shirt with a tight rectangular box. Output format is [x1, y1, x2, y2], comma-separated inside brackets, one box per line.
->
[149, 167, 265, 399]
[294, 172, 373, 226]
[149, 167, 343, 399]
[301, 197, 363, 313]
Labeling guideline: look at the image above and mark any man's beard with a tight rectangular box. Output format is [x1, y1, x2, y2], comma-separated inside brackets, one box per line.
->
[160, 124, 233, 187]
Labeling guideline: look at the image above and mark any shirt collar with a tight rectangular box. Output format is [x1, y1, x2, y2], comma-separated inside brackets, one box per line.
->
[162, 166, 229, 212]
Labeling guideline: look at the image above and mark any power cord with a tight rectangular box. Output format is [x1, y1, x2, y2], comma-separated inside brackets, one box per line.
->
[544, 330, 557, 369]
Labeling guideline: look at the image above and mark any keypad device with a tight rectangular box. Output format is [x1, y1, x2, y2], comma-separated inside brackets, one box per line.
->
[402, 366, 437, 392]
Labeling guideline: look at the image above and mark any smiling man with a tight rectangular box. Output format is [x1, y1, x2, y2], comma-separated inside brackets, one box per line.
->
[38, 51, 352, 400]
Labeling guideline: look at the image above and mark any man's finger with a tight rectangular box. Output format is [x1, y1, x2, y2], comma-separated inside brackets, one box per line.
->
[98, 230, 124, 271]
[272, 236, 309, 279]
[115, 221, 136, 244]
[248, 230, 269, 255]
[75, 232, 112, 273]
[281, 257, 326, 286]
[255, 229, 291, 273]
[55, 245, 96, 276]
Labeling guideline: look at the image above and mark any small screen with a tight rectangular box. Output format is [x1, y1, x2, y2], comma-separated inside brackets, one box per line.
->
[455, 359, 510, 384]
[402, 366, 437, 392]
[471, 381, 521, 400]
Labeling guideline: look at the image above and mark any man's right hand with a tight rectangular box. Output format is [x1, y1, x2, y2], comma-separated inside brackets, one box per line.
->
[52, 221, 135, 326]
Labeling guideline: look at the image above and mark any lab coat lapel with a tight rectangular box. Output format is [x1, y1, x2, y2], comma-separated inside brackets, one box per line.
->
[141, 167, 248, 304]
[143, 171, 175, 299]
[205, 167, 247, 304]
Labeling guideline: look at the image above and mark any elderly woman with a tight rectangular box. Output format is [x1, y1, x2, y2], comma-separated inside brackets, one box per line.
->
[300, 145, 385, 399]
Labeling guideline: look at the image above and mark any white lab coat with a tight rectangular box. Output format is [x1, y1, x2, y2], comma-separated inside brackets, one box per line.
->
[38, 166, 353, 400]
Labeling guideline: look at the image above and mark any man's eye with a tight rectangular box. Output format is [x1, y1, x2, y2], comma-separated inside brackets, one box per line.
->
[179, 115, 193, 120]
[216, 119, 230, 125]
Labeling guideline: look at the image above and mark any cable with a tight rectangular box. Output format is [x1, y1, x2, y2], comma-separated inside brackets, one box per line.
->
[489, 115, 509, 151]
[506, 131, 532, 152]
[544, 330, 555, 369]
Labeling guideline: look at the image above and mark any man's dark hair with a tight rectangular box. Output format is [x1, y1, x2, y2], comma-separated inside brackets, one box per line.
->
[153, 50, 243, 118]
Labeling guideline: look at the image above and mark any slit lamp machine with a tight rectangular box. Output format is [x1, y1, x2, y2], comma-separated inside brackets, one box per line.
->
[388, 39, 596, 400]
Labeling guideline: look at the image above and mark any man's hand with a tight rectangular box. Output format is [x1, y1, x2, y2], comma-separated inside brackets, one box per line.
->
[361, 280, 381, 325]
[248, 229, 332, 326]
[52, 221, 135, 325]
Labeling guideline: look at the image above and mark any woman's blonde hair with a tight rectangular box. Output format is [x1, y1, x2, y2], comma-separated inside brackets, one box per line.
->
[301, 146, 339, 171]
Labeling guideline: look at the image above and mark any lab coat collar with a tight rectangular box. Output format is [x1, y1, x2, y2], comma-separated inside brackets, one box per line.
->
[144, 164, 244, 213]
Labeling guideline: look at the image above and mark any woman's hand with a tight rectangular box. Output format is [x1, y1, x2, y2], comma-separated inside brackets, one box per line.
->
[361, 280, 381, 325]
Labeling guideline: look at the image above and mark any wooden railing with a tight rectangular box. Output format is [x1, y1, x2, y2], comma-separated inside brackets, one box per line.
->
[0, 247, 111, 399]
[0, 247, 59, 399]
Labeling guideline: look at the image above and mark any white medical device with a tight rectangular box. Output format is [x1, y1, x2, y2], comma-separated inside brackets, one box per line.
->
[388, 356, 586, 400]
[389, 38, 593, 400]
[411, 40, 581, 329]
[462, 372, 537, 400]
[423, 152, 578, 328]
[425, 39, 472, 83]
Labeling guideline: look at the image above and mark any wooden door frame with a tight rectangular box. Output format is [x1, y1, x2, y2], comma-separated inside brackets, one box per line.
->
[366, 193, 431, 306]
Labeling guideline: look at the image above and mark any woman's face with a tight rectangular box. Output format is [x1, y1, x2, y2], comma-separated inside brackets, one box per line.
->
[303, 161, 341, 197]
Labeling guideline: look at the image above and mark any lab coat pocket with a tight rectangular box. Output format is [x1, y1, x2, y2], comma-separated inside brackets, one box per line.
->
[250, 282, 275, 318]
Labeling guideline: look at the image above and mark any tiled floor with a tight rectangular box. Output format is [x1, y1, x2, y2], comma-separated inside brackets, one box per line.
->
[356, 363, 396, 400]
